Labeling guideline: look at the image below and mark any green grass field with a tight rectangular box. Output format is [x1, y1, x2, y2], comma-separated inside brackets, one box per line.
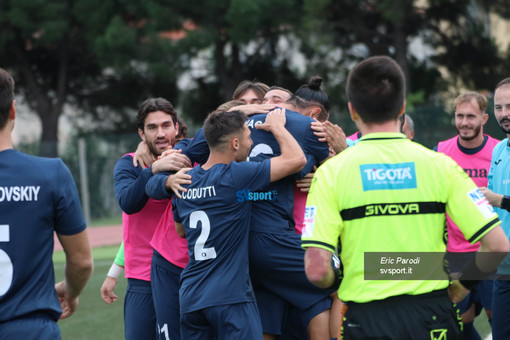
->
[54, 244, 127, 340]
[474, 309, 491, 339]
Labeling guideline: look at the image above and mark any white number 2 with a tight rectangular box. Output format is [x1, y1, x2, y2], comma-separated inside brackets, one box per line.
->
[0, 224, 13, 296]
[190, 211, 216, 261]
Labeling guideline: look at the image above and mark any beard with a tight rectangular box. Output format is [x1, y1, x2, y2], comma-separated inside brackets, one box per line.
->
[146, 139, 166, 157]
[457, 124, 482, 142]
[147, 144, 160, 157]
[499, 118, 510, 134]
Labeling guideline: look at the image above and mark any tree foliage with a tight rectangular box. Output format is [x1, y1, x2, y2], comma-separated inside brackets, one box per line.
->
[0, 0, 183, 156]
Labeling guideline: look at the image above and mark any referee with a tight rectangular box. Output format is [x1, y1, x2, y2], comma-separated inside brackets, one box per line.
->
[301, 56, 509, 339]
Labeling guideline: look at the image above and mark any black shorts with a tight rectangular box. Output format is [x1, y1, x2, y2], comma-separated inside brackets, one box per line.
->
[341, 290, 461, 340]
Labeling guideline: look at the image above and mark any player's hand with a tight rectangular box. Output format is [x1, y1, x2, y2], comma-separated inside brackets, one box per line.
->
[152, 150, 192, 174]
[311, 121, 348, 154]
[100, 276, 118, 304]
[159, 147, 179, 159]
[296, 167, 316, 192]
[448, 280, 470, 303]
[479, 187, 503, 208]
[256, 108, 286, 132]
[133, 141, 156, 168]
[230, 104, 276, 116]
[55, 280, 79, 319]
[165, 168, 193, 198]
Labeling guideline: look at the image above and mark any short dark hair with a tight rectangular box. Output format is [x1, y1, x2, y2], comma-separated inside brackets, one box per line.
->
[346, 56, 405, 124]
[295, 76, 330, 120]
[0, 68, 15, 129]
[203, 110, 247, 149]
[496, 78, 510, 91]
[232, 80, 269, 101]
[136, 98, 177, 131]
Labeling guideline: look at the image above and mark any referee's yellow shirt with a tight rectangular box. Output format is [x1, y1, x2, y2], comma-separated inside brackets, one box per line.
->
[302, 132, 500, 303]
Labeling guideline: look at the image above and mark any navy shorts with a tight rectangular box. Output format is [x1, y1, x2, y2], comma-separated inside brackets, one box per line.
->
[254, 285, 287, 335]
[181, 302, 262, 340]
[125, 278, 156, 340]
[249, 231, 333, 329]
[280, 305, 310, 340]
[254, 286, 328, 339]
[456, 279, 493, 315]
[151, 250, 183, 340]
[0, 313, 61, 340]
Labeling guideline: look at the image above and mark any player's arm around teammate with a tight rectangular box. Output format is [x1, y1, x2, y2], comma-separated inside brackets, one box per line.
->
[257, 108, 307, 182]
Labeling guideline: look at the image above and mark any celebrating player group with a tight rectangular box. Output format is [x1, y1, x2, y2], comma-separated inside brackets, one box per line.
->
[3, 55, 510, 340]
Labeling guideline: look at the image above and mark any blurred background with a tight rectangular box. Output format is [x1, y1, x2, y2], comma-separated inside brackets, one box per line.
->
[3, 0, 510, 222]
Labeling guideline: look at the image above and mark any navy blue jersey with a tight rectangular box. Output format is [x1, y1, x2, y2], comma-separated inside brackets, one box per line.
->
[0, 150, 86, 322]
[172, 160, 270, 313]
[246, 110, 329, 232]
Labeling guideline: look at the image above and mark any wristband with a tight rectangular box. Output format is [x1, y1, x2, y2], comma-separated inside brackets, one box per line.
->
[107, 263, 124, 279]
[328, 254, 343, 290]
[501, 195, 510, 212]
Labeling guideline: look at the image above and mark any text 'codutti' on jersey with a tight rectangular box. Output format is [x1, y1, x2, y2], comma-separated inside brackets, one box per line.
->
[172, 160, 270, 313]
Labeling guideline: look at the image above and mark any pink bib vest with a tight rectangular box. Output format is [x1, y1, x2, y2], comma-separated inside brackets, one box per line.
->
[122, 153, 169, 281]
[437, 135, 499, 252]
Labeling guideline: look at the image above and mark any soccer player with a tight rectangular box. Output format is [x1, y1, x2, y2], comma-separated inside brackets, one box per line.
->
[246, 101, 334, 340]
[171, 109, 306, 339]
[302, 56, 509, 339]
[0, 67, 93, 339]
[292, 78, 350, 339]
[112, 98, 191, 339]
[479, 77, 510, 339]
[436, 92, 499, 339]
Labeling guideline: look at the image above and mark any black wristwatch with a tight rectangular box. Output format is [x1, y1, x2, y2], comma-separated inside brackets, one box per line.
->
[501, 195, 510, 212]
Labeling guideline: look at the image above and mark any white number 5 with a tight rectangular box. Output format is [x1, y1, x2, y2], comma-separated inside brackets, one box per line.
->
[190, 211, 216, 261]
[0, 224, 13, 296]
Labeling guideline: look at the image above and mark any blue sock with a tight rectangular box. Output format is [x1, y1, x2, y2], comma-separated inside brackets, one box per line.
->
[462, 321, 481, 340]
